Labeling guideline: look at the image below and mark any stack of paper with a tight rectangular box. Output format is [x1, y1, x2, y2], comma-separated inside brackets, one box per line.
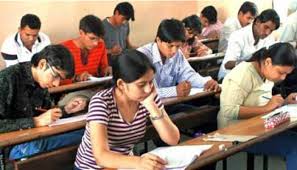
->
[149, 145, 213, 169]
[49, 114, 86, 127]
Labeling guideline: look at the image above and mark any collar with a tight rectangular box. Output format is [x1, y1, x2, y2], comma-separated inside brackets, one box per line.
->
[14, 32, 41, 47]
[235, 17, 242, 29]
[151, 43, 162, 64]
[246, 24, 257, 45]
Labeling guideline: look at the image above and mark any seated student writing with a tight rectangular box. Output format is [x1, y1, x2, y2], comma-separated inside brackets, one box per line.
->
[74, 50, 179, 170]
[181, 14, 212, 58]
[137, 18, 220, 99]
[200, 6, 223, 39]
[218, 43, 297, 170]
[0, 45, 86, 159]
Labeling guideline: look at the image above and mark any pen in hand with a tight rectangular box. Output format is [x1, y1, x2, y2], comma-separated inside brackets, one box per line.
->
[262, 96, 271, 100]
[35, 107, 48, 113]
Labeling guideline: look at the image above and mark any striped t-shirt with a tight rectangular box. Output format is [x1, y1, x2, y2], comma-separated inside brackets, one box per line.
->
[75, 87, 163, 169]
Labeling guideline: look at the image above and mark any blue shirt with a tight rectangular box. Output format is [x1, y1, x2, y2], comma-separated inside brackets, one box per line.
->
[137, 42, 211, 98]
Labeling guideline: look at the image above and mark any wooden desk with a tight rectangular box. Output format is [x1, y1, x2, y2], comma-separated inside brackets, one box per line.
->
[187, 52, 224, 63]
[183, 116, 297, 170]
[48, 76, 112, 94]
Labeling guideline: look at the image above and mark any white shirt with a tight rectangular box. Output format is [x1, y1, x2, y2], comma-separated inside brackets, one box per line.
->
[280, 11, 297, 48]
[218, 17, 242, 52]
[218, 24, 275, 80]
[1, 32, 51, 67]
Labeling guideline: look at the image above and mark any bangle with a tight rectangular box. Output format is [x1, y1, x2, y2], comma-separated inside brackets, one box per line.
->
[149, 109, 164, 121]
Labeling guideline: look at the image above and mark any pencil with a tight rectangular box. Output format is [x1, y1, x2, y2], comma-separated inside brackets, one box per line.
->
[262, 96, 271, 100]
[35, 107, 48, 112]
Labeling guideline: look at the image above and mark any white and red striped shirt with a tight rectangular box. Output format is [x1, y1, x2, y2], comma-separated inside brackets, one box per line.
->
[75, 87, 163, 169]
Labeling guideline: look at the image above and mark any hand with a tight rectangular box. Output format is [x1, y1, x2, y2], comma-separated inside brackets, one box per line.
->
[111, 44, 122, 55]
[265, 94, 284, 112]
[136, 153, 167, 170]
[176, 81, 191, 97]
[204, 79, 220, 92]
[104, 66, 112, 76]
[181, 44, 191, 58]
[196, 45, 209, 57]
[76, 71, 91, 82]
[33, 108, 62, 127]
[141, 86, 157, 109]
[64, 96, 88, 114]
[286, 93, 297, 104]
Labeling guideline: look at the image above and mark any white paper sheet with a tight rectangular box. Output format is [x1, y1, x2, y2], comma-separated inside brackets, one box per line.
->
[88, 76, 112, 83]
[202, 133, 257, 142]
[49, 114, 86, 127]
[149, 145, 213, 169]
[261, 104, 297, 119]
[189, 88, 204, 96]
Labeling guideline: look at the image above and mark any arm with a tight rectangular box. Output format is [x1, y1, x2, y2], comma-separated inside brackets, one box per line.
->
[98, 43, 112, 76]
[142, 89, 180, 145]
[223, 33, 243, 70]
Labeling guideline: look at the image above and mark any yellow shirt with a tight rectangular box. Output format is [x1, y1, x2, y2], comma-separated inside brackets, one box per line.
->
[217, 62, 274, 128]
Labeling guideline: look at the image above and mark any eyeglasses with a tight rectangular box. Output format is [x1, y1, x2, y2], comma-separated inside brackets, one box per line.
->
[47, 63, 62, 80]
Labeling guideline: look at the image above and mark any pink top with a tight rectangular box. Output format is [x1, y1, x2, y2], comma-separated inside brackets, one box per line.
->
[201, 20, 223, 37]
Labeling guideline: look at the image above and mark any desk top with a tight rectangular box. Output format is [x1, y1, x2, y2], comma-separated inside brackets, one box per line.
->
[184, 116, 297, 170]
[187, 52, 225, 62]
[0, 91, 215, 148]
[49, 77, 112, 94]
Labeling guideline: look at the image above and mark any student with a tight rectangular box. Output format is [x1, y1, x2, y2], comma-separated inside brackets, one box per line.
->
[200, 6, 223, 39]
[61, 14, 111, 84]
[280, 9, 297, 49]
[137, 19, 220, 99]
[0, 45, 86, 159]
[181, 14, 212, 58]
[74, 50, 179, 170]
[217, 43, 297, 170]
[1, 14, 51, 67]
[218, 1, 258, 52]
[218, 9, 280, 81]
[102, 2, 136, 66]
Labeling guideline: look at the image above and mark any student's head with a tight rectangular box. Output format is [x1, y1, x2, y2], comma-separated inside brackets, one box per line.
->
[19, 14, 41, 49]
[156, 19, 186, 58]
[31, 45, 75, 88]
[182, 14, 202, 40]
[113, 2, 135, 26]
[113, 50, 155, 102]
[200, 6, 217, 27]
[238, 1, 258, 27]
[253, 9, 280, 39]
[248, 43, 297, 82]
[79, 15, 105, 50]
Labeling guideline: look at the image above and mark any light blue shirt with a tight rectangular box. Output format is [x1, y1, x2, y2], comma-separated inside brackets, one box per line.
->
[137, 42, 211, 98]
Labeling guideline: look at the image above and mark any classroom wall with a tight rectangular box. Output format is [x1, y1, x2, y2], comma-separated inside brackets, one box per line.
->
[0, 0, 273, 47]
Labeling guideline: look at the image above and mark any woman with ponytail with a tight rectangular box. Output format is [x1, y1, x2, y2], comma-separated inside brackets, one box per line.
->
[218, 42, 297, 170]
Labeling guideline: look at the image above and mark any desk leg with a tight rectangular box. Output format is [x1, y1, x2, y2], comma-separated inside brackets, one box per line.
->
[0, 148, 5, 170]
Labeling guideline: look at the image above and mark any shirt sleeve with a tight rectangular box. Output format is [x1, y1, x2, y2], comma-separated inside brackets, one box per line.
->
[0, 76, 35, 133]
[280, 22, 297, 42]
[219, 72, 251, 120]
[222, 32, 244, 67]
[86, 96, 109, 125]
[177, 52, 211, 88]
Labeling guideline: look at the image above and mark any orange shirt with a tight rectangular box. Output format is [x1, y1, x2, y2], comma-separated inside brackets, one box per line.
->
[61, 40, 109, 84]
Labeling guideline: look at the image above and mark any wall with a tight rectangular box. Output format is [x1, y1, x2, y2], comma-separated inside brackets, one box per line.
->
[0, 0, 273, 47]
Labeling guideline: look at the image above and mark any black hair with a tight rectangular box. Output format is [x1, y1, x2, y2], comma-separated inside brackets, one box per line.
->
[201, 6, 217, 24]
[238, 1, 258, 16]
[114, 2, 135, 21]
[182, 14, 202, 34]
[254, 9, 280, 30]
[79, 15, 105, 37]
[112, 49, 155, 84]
[20, 14, 41, 29]
[156, 18, 186, 43]
[31, 45, 75, 78]
[248, 43, 297, 67]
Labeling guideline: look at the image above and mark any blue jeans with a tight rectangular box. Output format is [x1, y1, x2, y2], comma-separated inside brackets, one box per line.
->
[246, 130, 297, 170]
[9, 129, 84, 160]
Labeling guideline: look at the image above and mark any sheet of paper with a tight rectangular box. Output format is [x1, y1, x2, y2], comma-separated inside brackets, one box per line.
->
[88, 76, 112, 83]
[202, 133, 257, 142]
[261, 104, 297, 119]
[49, 114, 86, 127]
[149, 145, 212, 169]
[189, 88, 204, 96]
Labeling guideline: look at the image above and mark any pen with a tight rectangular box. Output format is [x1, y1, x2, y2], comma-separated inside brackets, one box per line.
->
[262, 96, 271, 100]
